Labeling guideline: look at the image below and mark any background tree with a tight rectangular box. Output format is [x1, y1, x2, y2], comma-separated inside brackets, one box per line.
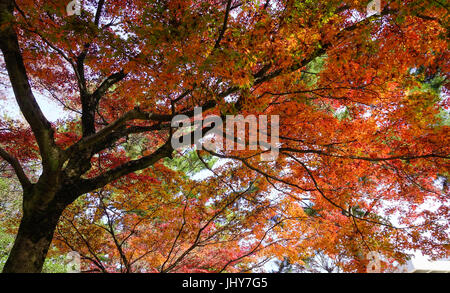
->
[0, 0, 448, 272]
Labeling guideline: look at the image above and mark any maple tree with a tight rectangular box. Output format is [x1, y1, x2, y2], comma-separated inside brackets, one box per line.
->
[0, 0, 449, 273]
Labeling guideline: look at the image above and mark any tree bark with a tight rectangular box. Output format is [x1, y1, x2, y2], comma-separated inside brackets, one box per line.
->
[2, 190, 65, 273]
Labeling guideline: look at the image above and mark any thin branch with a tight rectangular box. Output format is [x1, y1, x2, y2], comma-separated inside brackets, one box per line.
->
[94, 0, 105, 26]
[213, 0, 233, 49]
[92, 70, 128, 103]
[76, 140, 173, 194]
[0, 146, 31, 188]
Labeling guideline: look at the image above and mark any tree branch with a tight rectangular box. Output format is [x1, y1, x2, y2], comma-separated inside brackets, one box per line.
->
[76, 140, 173, 194]
[0, 146, 31, 188]
[92, 70, 127, 103]
[94, 0, 105, 26]
[213, 0, 233, 49]
[70, 99, 216, 154]
[0, 0, 60, 171]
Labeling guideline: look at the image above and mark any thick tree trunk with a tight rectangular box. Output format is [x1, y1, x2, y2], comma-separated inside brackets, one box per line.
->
[2, 190, 65, 273]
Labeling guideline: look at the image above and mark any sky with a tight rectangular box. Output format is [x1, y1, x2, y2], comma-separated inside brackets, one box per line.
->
[0, 88, 69, 122]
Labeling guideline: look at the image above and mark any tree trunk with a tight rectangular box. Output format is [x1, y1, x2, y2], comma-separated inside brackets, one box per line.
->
[2, 190, 65, 273]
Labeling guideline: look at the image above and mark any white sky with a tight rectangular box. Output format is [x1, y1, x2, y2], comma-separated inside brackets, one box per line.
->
[0, 88, 68, 122]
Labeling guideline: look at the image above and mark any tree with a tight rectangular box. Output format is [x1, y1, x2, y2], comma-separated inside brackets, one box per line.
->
[0, 0, 448, 272]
